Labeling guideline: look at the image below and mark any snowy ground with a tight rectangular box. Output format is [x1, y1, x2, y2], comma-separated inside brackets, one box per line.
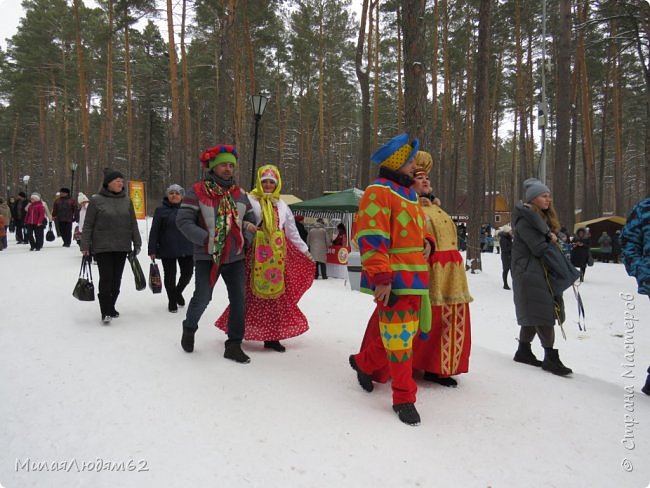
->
[1, 223, 649, 488]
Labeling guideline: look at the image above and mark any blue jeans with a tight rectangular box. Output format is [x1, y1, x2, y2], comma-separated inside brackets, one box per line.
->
[182, 259, 246, 343]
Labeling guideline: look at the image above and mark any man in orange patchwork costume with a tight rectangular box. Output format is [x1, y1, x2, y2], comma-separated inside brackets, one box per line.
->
[349, 133, 434, 426]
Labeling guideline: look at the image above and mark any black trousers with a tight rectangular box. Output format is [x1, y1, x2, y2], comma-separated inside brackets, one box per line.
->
[161, 256, 194, 302]
[314, 261, 327, 279]
[26, 224, 44, 250]
[519, 326, 555, 348]
[58, 220, 73, 246]
[15, 220, 26, 242]
[95, 252, 128, 316]
[501, 262, 511, 286]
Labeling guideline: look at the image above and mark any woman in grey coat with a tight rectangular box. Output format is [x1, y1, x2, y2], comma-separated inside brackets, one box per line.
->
[511, 178, 572, 376]
[81, 170, 142, 324]
[307, 218, 329, 279]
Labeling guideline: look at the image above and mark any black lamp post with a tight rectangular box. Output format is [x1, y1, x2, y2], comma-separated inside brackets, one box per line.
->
[70, 162, 78, 197]
[249, 91, 270, 190]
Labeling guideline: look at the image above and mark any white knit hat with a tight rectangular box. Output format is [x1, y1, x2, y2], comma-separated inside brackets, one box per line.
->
[78, 192, 89, 204]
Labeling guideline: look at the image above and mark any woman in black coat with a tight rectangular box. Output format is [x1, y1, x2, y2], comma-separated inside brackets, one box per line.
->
[570, 227, 590, 282]
[511, 178, 572, 376]
[498, 225, 513, 289]
[148, 184, 194, 313]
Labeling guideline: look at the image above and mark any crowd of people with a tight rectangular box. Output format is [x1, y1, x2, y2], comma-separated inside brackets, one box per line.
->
[2, 134, 648, 426]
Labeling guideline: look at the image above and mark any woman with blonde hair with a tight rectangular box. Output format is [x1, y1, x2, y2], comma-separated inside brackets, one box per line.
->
[511, 178, 572, 376]
[215, 165, 314, 352]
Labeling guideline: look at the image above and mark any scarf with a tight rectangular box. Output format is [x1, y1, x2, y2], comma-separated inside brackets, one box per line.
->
[194, 178, 243, 284]
[249, 165, 286, 298]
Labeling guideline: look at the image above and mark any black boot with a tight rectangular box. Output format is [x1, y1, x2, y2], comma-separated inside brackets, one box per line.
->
[423, 371, 458, 387]
[168, 300, 178, 313]
[224, 342, 251, 363]
[264, 340, 286, 352]
[392, 403, 421, 426]
[642, 366, 650, 396]
[502, 271, 510, 289]
[181, 330, 195, 353]
[513, 341, 542, 367]
[110, 290, 120, 317]
[176, 289, 186, 307]
[542, 348, 573, 376]
[349, 355, 373, 392]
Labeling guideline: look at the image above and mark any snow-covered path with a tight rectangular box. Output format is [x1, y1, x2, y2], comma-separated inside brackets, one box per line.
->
[1, 234, 649, 487]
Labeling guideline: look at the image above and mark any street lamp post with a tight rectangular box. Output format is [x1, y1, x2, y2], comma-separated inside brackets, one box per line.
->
[70, 162, 78, 197]
[249, 91, 270, 190]
[22, 175, 30, 196]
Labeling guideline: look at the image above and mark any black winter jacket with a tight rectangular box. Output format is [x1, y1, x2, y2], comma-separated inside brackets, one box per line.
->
[148, 198, 193, 259]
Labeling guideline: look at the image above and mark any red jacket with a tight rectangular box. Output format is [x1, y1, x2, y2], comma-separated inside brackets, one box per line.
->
[25, 201, 45, 226]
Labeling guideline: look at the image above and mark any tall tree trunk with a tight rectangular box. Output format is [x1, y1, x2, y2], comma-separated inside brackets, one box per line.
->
[396, 4, 404, 134]
[598, 64, 611, 214]
[124, 20, 134, 176]
[372, 0, 380, 150]
[355, 0, 371, 188]
[468, 0, 492, 271]
[105, 0, 114, 169]
[166, 0, 182, 183]
[612, 19, 624, 216]
[318, 3, 325, 162]
[401, 0, 428, 141]
[514, 0, 525, 200]
[553, 0, 571, 228]
[181, 0, 192, 187]
[430, 0, 439, 175]
[439, 0, 451, 205]
[576, 0, 598, 219]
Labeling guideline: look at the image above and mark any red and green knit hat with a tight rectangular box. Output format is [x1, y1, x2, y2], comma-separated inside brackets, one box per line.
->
[200, 144, 238, 170]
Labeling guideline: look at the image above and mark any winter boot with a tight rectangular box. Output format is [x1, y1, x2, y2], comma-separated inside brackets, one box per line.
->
[264, 340, 286, 352]
[110, 291, 120, 317]
[392, 403, 421, 426]
[181, 330, 195, 353]
[348, 355, 374, 392]
[642, 366, 650, 396]
[101, 315, 112, 325]
[423, 371, 458, 387]
[542, 348, 573, 376]
[502, 271, 510, 289]
[168, 300, 178, 313]
[513, 341, 542, 367]
[176, 289, 186, 307]
[224, 342, 251, 364]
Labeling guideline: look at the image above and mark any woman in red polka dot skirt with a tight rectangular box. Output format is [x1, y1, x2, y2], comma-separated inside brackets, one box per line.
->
[215, 165, 315, 352]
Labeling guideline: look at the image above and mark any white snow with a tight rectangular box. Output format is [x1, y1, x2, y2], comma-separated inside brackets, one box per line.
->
[1, 222, 649, 488]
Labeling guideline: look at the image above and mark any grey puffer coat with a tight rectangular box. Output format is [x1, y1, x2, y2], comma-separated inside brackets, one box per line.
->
[511, 203, 556, 327]
[80, 187, 141, 254]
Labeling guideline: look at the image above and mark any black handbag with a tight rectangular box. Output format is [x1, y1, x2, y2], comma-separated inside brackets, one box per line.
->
[149, 260, 162, 294]
[46, 222, 55, 242]
[72, 256, 95, 301]
[128, 252, 146, 291]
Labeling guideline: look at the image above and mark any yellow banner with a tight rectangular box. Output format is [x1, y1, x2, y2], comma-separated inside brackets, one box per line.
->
[129, 181, 146, 219]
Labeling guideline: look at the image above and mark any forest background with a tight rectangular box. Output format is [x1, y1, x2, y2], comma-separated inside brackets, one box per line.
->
[0, 0, 648, 257]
